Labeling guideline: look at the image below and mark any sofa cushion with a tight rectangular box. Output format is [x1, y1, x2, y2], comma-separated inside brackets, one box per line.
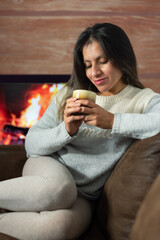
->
[0, 145, 27, 181]
[97, 133, 160, 240]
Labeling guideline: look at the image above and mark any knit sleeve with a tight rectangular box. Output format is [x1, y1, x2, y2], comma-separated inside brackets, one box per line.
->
[111, 94, 160, 139]
[25, 96, 74, 157]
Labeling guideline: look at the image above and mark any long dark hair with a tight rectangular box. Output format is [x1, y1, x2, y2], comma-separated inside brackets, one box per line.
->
[58, 23, 144, 120]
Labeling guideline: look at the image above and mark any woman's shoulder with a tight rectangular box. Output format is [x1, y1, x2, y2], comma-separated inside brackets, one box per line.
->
[134, 86, 158, 99]
[128, 85, 158, 98]
[130, 86, 159, 112]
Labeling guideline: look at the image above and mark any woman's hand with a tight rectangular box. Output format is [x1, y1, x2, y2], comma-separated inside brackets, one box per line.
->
[64, 98, 85, 136]
[76, 99, 114, 129]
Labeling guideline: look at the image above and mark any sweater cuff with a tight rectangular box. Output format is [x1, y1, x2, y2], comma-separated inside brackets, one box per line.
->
[60, 121, 78, 141]
[111, 113, 121, 135]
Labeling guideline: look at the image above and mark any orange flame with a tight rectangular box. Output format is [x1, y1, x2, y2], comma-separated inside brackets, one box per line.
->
[3, 134, 12, 145]
[12, 83, 64, 128]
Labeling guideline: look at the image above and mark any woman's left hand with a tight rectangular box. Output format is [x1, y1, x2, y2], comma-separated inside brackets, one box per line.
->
[76, 99, 114, 129]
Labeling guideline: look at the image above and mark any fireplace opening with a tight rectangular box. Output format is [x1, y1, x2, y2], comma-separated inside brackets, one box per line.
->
[0, 82, 66, 145]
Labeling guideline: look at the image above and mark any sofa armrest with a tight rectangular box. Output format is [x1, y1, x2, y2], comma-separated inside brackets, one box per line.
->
[130, 174, 160, 240]
[97, 133, 160, 240]
[0, 145, 27, 181]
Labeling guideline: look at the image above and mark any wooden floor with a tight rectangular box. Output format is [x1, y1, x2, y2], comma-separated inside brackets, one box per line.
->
[0, 0, 160, 92]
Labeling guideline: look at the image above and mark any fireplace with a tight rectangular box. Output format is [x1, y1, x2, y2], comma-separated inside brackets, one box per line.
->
[0, 75, 69, 145]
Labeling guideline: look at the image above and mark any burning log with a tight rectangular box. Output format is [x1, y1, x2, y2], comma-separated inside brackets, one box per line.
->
[3, 124, 29, 136]
[2, 124, 29, 145]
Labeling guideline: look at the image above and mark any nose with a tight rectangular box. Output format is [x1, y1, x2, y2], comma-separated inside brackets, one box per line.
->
[91, 64, 101, 78]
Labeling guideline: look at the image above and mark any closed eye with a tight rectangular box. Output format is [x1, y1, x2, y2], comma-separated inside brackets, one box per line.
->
[99, 59, 108, 64]
[85, 64, 92, 69]
[84, 57, 108, 69]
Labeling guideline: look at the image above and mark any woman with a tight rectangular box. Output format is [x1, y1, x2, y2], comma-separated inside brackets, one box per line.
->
[0, 23, 160, 240]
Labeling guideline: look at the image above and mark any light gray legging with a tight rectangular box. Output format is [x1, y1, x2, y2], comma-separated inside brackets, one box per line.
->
[0, 156, 93, 240]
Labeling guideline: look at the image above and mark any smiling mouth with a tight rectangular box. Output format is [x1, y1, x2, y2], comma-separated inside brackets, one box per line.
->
[94, 78, 106, 85]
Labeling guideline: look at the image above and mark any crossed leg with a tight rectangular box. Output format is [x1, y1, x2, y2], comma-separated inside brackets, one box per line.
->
[0, 156, 93, 239]
[0, 197, 92, 240]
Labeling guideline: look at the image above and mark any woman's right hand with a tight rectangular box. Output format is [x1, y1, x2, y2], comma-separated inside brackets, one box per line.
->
[64, 98, 84, 136]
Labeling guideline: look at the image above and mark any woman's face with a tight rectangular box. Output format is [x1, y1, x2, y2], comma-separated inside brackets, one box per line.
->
[82, 40, 126, 96]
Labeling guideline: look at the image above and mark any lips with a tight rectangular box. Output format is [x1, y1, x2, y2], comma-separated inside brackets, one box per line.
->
[94, 78, 106, 86]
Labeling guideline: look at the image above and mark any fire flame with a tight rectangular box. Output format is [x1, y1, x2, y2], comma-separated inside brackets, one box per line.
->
[18, 94, 41, 128]
[1, 83, 65, 145]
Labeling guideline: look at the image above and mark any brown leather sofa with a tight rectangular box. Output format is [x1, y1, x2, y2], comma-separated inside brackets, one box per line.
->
[0, 133, 160, 240]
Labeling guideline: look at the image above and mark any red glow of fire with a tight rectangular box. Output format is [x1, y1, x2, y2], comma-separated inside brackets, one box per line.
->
[0, 83, 65, 145]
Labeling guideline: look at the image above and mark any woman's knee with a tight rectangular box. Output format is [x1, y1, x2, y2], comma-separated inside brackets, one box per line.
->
[39, 177, 77, 210]
[25, 175, 77, 211]
[22, 156, 77, 210]
[22, 157, 39, 176]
